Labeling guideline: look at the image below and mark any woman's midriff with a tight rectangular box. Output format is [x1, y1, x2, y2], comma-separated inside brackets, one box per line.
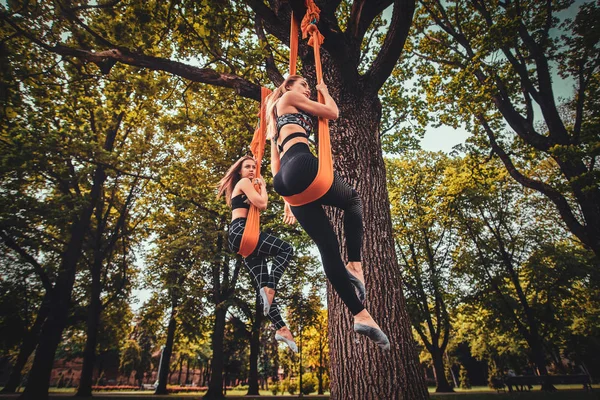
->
[278, 124, 309, 157]
[231, 209, 248, 222]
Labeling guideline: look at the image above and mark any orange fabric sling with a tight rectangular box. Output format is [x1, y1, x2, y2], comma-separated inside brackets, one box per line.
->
[282, 1, 334, 207]
[238, 0, 334, 256]
[238, 87, 272, 257]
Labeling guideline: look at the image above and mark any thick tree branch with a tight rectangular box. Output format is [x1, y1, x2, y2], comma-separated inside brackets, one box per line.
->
[60, 46, 262, 100]
[245, 0, 290, 46]
[514, 17, 569, 143]
[347, 0, 393, 41]
[364, 0, 416, 94]
[477, 115, 589, 247]
[1, 13, 261, 100]
[254, 15, 284, 87]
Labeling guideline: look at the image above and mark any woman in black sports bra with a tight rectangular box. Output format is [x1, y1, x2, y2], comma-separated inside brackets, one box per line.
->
[217, 155, 297, 352]
[265, 75, 390, 350]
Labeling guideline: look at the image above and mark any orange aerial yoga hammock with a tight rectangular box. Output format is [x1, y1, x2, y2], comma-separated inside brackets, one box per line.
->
[282, 1, 334, 207]
[238, 87, 272, 258]
[238, 0, 333, 255]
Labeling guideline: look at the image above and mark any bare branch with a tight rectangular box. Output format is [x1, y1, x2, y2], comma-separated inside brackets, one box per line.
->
[0, 230, 54, 294]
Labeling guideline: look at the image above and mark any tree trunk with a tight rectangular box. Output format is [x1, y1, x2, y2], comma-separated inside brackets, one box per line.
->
[76, 244, 104, 397]
[246, 301, 262, 395]
[17, 113, 120, 400]
[203, 306, 228, 400]
[185, 358, 190, 385]
[431, 349, 453, 392]
[1, 293, 50, 393]
[326, 88, 428, 399]
[177, 357, 183, 385]
[317, 340, 324, 395]
[299, 333, 303, 393]
[20, 168, 110, 400]
[530, 339, 556, 392]
[155, 308, 177, 394]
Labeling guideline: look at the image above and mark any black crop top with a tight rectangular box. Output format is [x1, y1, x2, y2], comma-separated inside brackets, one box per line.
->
[231, 193, 250, 210]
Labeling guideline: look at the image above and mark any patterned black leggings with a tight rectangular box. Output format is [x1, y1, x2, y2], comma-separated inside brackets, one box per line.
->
[228, 218, 293, 329]
[273, 143, 365, 316]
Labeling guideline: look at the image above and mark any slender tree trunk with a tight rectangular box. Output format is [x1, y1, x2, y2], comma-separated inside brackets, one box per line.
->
[326, 88, 429, 399]
[20, 223, 91, 400]
[177, 357, 183, 385]
[203, 307, 228, 400]
[185, 358, 190, 384]
[317, 340, 324, 395]
[246, 301, 262, 395]
[530, 339, 556, 391]
[299, 333, 303, 394]
[76, 246, 104, 397]
[431, 348, 453, 392]
[155, 308, 177, 395]
[1, 293, 50, 393]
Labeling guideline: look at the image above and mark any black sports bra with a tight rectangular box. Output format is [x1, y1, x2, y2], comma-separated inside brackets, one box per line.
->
[231, 193, 250, 210]
[274, 106, 314, 152]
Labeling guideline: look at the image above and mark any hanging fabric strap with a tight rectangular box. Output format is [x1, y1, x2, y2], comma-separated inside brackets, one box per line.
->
[238, 0, 333, 257]
[238, 87, 272, 257]
[283, 0, 333, 207]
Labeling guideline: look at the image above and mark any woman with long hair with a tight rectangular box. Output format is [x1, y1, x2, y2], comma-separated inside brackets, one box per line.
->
[217, 156, 297, 352]
[266, 75, 390, 350]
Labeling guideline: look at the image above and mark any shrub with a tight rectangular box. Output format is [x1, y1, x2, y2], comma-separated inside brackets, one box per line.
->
[301, 373, 317, 395]
[270, 381, 280, 395]
[459, 365, 471, 389]
[287, 380, 297, 395]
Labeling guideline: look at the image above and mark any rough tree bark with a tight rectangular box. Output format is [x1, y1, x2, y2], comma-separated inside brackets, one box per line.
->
[325, 84, 428, 399]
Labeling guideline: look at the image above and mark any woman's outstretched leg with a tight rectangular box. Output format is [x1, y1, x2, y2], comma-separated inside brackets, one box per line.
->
[319, 173, 366, 301]
[253, 232, 293, 312]
[290, 201, 364, 315]
[243, 254, 272, 315]
[291, 201, 389, 349]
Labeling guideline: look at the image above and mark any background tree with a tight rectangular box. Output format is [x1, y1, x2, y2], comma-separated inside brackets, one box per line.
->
[301, 308, 330, 395]
[387, 151, 457, 392]
[119, 339, 142, 385]
[406, 0, 600, 260]
[445, 156, 596, 390]
[0, 18, 147, 398]
[131, 296, 166, 386]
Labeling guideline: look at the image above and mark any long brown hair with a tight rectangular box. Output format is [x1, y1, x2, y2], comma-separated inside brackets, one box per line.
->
[216, 156, 256, 206]
[265, 75, 305, 140]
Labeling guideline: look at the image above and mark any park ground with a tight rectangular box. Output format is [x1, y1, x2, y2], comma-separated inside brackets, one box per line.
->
[0, 385, 598, 399]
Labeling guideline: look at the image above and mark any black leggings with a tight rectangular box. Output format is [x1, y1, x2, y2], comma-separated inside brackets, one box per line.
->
[228, 218, 293, 329]
[273, 143, 364, 315]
